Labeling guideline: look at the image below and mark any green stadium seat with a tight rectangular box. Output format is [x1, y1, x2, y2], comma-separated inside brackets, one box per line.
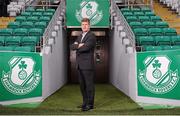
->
[14, 46, 35, 52]
[155, 21, 169, 28]
[36, 9, 46, 12]
[133, 11, 144, 16]
[148, 28, 162, 36]
[34, 22, 47, 29]
[123, 12, 133, 17]
[39, 16, 51, 23]
[131, 8, 141, 12]
[145, 12, 155, 16]
[21, 36, 40, 46]
[163, 45, 180, 50]
[163, 28, 177, 36]
[21, 12, 31, 16]
[32, 12, 43, 16]
[15, 16, 26, 22]
[129, 21, 141, 29]
[133, 28, 148, 36]
[126, 16, 138, 22]
[150, 16, 162, 21]
[5, 36, 21, 46]
[21, 21, 34, 28]
[139, 36, 155, 46]
[13, 28, 28, 36]
[0, 46, 14, 51]
[143, 45, 163, 51]
[142, 21, 155, 28]
[171, 36, 180, 45]
[121, 8, 131, 12]
[138, 16, 150, 22]
[0, 36, 5, 46]
[46, 9, 56, 13]
[141, 7, 152, 12]
[0, 28, 13, 36]
[7, 22, 20, 29]
[43, 12, 54, 17]
[155, 36, 171, 45]
[27, 16, 39, 22]
[29, 28, 43, 36]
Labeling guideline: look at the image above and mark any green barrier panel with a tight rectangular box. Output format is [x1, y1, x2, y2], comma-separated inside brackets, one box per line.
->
[0, 52, 42, 101]
[66, 0, 110, 27]
[137, 50, 180, 100]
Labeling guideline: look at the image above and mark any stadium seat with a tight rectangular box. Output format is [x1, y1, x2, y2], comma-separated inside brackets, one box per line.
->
[46, 9, 56, 13]
[0, 28, 13, 36]
[171, 36, 180, 45]
[143, 45, 163, 51]
[123, 12, 133, 17]
[133, 28, 148, 36]
[144, 11, 155, 16]
[32, 12, 43, 16]
[139, 36, 155, 46]
[29, 28, 44, 36]
[21, 21, 34, 28]
[155, 21, 169, 28]
[129, 22, 141, 29]
[27, 16, 39, 22]
[133, 12, 144, 16]
[5, 36, 21, 46]
[120, 8, 130, 12]
[138, 16, 150, 22]
[150, 16, 162, 21]
[13, 28, 28, 36]
[141, 7, 152, 12]
[43, 12, 54, 17]
[34, 22, 47, 29]
[126, 16, 138, 22]
[155, 36, 171, 45]
[39, 16, 51, 23]
[0, 46, 14, 51]
[163, 28, 177, 36]
[0, 36, 5, 46]
[21, 36, 40, 46]
[148, 28, 162, 36]
[142, 21, 155, 28]
[15, 16, 26, 22]
[26, 7, 35, 12]
[163, 45, 180, 50]
[36, 9, 46, 12]
[14, 46, 35, 52]
[8, 22, 20, 29]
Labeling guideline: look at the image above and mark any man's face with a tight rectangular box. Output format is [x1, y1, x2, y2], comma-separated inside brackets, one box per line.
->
[81, 21, 90, 32]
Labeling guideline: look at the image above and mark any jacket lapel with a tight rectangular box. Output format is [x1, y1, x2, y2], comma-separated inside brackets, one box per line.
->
[81, 31, 90, 43]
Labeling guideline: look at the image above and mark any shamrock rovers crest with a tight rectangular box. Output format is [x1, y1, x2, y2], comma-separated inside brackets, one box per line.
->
[1, 57, 41, 95]
[138, 56, 179, 94]
[76, 0, 103, 25]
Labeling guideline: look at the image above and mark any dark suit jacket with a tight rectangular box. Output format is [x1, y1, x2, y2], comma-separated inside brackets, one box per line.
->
[71, 31, 96, 70]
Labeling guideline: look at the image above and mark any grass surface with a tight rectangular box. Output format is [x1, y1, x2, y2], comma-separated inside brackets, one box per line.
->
[0, 84, 180, 115]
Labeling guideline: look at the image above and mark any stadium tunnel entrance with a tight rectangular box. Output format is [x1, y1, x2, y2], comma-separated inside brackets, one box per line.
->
[67, 28, 109, 83]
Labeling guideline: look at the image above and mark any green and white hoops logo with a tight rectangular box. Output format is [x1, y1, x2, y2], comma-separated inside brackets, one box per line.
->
[1, 57, 41, 95]
[138, 56, 179, 94]
[76, 0, 103, 25]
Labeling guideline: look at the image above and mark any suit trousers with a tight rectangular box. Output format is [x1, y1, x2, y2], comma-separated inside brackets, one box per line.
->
[78, 69, 95, 107]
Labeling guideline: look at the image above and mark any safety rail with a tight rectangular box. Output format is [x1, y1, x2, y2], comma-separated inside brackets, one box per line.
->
[111, 0, 136, 50]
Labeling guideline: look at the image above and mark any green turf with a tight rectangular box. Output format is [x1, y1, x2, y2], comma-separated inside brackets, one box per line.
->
[0, 84, 180, 115]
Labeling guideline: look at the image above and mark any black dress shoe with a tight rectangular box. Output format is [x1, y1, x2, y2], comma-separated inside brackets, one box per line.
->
[81, 105, 94, 111]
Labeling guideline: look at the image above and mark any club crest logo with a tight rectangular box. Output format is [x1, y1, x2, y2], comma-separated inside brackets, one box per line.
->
[1, 57, 41, 95]
[75, 0, 103, 25]
[138, 56, 179, 94]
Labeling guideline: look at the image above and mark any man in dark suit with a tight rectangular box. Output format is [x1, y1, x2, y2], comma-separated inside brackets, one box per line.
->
[71, 18, 96, 111]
